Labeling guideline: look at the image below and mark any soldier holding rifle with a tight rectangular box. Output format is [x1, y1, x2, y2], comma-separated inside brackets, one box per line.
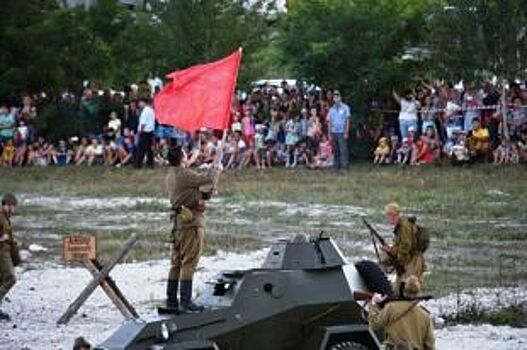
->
[366, 275, 435, 350]
[363, 202, 427, 296]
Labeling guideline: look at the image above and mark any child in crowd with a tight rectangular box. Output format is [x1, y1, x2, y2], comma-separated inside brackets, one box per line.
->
[493, 139, 518, 164]
[1, 139, 15, 166]
[412, 136, 434, 165]
[74, 137, 89, 164]
[388, 135, 399, 163]
[13, 130, 27, 166]
[396, 138, 412, 164]
[373, 137, 390, 164]
[103, 136, 118, 165]
[311, 134, 333, 168]
[115, 135, 135, 167]
[450, 132, 470, 165]
[284, 114, 299, 167]
[53, 139, 72, 165]
[154, 138, 170, 166]
[254, 124, 267, 170]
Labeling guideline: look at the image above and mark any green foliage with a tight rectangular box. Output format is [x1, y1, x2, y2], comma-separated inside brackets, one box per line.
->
[0, 0, 277, 100]
[279, 0, 429, 115]
[427, 0, 527, 81]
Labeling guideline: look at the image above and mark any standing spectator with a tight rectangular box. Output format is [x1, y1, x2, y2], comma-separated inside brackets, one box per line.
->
[0, 104, 15, 143]
[328, 90, 351, 170]
[392, 89, 419, 138]
[134, 97, 155, 168]
[107, 112, 122, 136]
[284, 114, 300, 167]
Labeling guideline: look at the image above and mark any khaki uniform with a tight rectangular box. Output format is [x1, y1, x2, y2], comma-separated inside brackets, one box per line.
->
[166, 166, 214, 281]
[390, 218, 426, 291]
[368, 301, 435, 350]
[0, 211, 16, 300]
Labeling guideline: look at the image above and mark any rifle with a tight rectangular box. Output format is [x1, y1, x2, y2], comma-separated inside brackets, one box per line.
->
[353, 290, 433, 307]
[361, 217, 405, 275]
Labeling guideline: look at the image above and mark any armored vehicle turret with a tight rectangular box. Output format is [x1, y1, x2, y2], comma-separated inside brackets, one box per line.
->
[95, 235, 387, 350]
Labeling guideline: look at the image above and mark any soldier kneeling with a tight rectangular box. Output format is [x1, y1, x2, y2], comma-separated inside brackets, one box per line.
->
[367, 276, 435, 350]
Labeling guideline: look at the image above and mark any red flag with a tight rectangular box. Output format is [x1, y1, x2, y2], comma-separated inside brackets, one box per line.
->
[154, 50, 242, 132]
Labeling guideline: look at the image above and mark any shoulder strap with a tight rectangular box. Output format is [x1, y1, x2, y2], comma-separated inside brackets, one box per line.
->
[388, 301, 419, 327]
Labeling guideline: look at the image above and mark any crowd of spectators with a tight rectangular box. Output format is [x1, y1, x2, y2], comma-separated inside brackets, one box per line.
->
[1, 77, 526, 170]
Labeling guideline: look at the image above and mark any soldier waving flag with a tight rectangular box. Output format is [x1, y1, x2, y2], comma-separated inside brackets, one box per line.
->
[155, 50, 242, 314]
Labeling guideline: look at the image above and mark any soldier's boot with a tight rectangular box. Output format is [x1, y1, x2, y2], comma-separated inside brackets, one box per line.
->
[158, 279, 179, 315]
[180, 279, 204, 313]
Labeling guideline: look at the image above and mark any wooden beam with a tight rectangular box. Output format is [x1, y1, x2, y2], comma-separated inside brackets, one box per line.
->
[84, 259, 138, 319]
[57, 234, 138, 325]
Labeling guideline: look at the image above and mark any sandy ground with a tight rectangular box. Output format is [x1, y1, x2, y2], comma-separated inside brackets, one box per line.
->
[0, 249, 526, 350]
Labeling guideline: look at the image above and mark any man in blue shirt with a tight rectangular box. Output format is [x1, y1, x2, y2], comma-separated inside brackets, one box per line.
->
[328, 90, 351, 169]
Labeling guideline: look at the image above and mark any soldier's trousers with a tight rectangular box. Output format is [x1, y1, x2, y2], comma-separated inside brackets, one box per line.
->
[394, 253, 426, 294]
[0, 246, 16, 300]
[169, 227, 204, 281]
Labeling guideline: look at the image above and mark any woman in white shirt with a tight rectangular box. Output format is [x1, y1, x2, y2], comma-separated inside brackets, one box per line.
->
[393, 89, 420, 138]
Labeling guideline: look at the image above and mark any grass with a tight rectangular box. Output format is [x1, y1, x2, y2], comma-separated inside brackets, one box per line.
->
[1, 164, 526, 295]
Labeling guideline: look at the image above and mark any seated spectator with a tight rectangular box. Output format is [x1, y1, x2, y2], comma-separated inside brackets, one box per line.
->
[412, 136, 434, 165]
[154, 137, 170, 166]
[221, 133, 236, 168]
[79, 138, 104, 166]
[74, 137, 89, 164]
[115, 135, 135, 167]
[1, 139, 15, 166]
[32, 138, 52, 167]
[468, 119, 490, 162]
[388, 135, 399, 163]
[515, 131, 527, 162]
[103, 136, 118, 165]
[450, 131, 470, 166]
[295, 140, 311, 167]
[395, 138, 412, 165]
[493, 139, 518, 164]
[421, 126, 441, 160]
[373, 137, 390, 164]
[311, 134, 333, 169]
[52, 139, 72, 166]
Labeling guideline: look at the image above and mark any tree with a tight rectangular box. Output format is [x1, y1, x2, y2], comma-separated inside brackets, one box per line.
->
[279, 0, 430, 114]
[427, 0, 527, 81]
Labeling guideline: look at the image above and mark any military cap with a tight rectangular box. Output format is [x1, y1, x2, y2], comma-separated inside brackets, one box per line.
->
[2, 193, 18, 206]
[384, 202, 400, 216]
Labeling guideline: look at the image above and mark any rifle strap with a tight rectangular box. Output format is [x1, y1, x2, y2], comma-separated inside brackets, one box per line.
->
[387, 301, 419, 327]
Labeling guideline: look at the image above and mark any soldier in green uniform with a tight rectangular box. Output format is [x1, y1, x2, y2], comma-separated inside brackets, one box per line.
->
[368, 275, 435, 350]
[0, 193, 19, 321]
[381, 202, 426, 296]
[162, 145, 221, 313]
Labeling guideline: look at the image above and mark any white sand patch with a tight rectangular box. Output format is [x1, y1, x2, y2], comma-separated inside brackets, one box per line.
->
[0, 250, 267, 350]
[1, 249, 525, 349]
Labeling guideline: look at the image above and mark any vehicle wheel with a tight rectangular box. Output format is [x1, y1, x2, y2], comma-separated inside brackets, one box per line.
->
[329, 341, 369, 350]
[355, 260, 393, 296]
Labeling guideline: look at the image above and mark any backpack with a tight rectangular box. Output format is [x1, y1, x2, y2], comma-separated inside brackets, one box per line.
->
[408, 216, 430, 253]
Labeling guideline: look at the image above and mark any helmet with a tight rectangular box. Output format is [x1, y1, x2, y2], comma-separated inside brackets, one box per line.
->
[2, 193, 18, 206]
